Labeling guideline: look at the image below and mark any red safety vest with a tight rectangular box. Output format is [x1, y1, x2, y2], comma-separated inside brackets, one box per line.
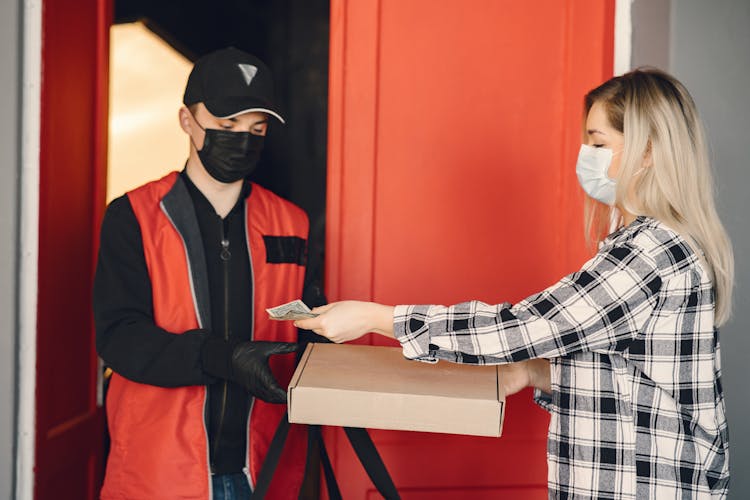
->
[101, 172, 308, 499]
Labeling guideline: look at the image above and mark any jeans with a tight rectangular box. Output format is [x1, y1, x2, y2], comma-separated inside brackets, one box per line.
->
[211, 472, 252, 500]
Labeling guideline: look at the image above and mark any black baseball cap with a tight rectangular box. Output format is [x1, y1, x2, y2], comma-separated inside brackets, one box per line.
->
[183, 47, 285, 123]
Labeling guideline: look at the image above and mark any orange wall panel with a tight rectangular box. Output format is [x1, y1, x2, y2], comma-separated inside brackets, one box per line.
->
[326, 0, 614, 497]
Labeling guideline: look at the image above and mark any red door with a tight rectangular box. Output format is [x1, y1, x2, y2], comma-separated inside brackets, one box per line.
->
[34, 0, 111, 498]
[325, 0, 614, 497]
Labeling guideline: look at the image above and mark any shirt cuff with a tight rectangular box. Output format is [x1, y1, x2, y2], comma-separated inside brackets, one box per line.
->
[533, 388, 553, 413]
[393, 304, 438, 362]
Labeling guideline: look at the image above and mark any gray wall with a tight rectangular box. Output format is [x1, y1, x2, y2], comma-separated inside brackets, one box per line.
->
[0, 0, 21, 498]
[631, 0, 671, 71]
[634, 0, 750, 497]
[671, 2, 750, 497]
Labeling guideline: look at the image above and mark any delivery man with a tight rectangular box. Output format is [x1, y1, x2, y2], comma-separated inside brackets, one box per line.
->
[94, 46, 323, 499]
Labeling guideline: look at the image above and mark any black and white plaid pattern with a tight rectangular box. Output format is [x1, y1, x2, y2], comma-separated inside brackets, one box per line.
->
[394, 217, 729, 499]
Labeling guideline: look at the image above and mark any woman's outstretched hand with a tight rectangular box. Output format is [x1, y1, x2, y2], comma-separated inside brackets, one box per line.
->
[294, 301, 396, 343]
[497, 359, 551, 397]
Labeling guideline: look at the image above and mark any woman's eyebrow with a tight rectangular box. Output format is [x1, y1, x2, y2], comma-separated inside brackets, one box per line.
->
[587, 128, 607, 136]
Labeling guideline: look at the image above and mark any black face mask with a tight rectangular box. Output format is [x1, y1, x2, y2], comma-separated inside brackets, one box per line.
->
[195, 126, 265, 184]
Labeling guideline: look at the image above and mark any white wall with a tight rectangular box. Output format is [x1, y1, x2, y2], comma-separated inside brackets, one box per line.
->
[0, 0, 21, 497]
[633, 1, 750, 497]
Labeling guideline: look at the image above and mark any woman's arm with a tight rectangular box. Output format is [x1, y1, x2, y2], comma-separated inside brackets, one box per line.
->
[297, 242, 661, 366]
[392, 243, 661, 363]
[296, 302, 553, 396]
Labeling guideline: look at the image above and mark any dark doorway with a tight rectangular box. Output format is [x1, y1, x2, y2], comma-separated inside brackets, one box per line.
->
[114, 0, 330, 278]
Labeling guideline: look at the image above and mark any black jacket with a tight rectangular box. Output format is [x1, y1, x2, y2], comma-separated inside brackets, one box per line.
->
[93, 171, 326, 474]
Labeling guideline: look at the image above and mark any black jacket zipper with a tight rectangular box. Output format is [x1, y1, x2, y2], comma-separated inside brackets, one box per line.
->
[211, 219, 232, 469]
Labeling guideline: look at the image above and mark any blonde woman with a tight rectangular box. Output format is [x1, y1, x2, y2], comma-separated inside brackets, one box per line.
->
[296, 69, 733, 498]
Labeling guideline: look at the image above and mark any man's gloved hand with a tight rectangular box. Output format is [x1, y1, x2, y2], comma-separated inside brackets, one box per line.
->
[231, 341, 298, 404]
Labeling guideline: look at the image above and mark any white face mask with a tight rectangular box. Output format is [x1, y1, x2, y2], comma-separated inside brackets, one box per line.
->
[576, 144, 616, 206]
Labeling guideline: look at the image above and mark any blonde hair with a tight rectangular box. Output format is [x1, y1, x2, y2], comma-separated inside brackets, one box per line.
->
[583, 68, 734, 325]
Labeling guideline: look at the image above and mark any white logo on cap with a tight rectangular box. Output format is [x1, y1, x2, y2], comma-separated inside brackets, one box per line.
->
[238, 64, 258, 86]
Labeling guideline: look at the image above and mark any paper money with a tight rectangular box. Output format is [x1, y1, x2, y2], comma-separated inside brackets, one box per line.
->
[266, 299, 318, 321]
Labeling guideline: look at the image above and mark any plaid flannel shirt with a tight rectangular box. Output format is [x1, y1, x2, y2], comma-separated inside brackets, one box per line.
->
[393, 216, 729, 499]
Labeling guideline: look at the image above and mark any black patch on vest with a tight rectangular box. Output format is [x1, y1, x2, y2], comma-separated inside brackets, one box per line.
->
[263, 236, 307, 265]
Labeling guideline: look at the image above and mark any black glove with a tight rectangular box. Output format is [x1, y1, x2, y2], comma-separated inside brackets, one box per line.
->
[230, 341, 298, 404]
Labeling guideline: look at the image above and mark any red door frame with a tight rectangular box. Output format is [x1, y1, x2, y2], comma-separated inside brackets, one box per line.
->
[34, 0, 111, 498]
